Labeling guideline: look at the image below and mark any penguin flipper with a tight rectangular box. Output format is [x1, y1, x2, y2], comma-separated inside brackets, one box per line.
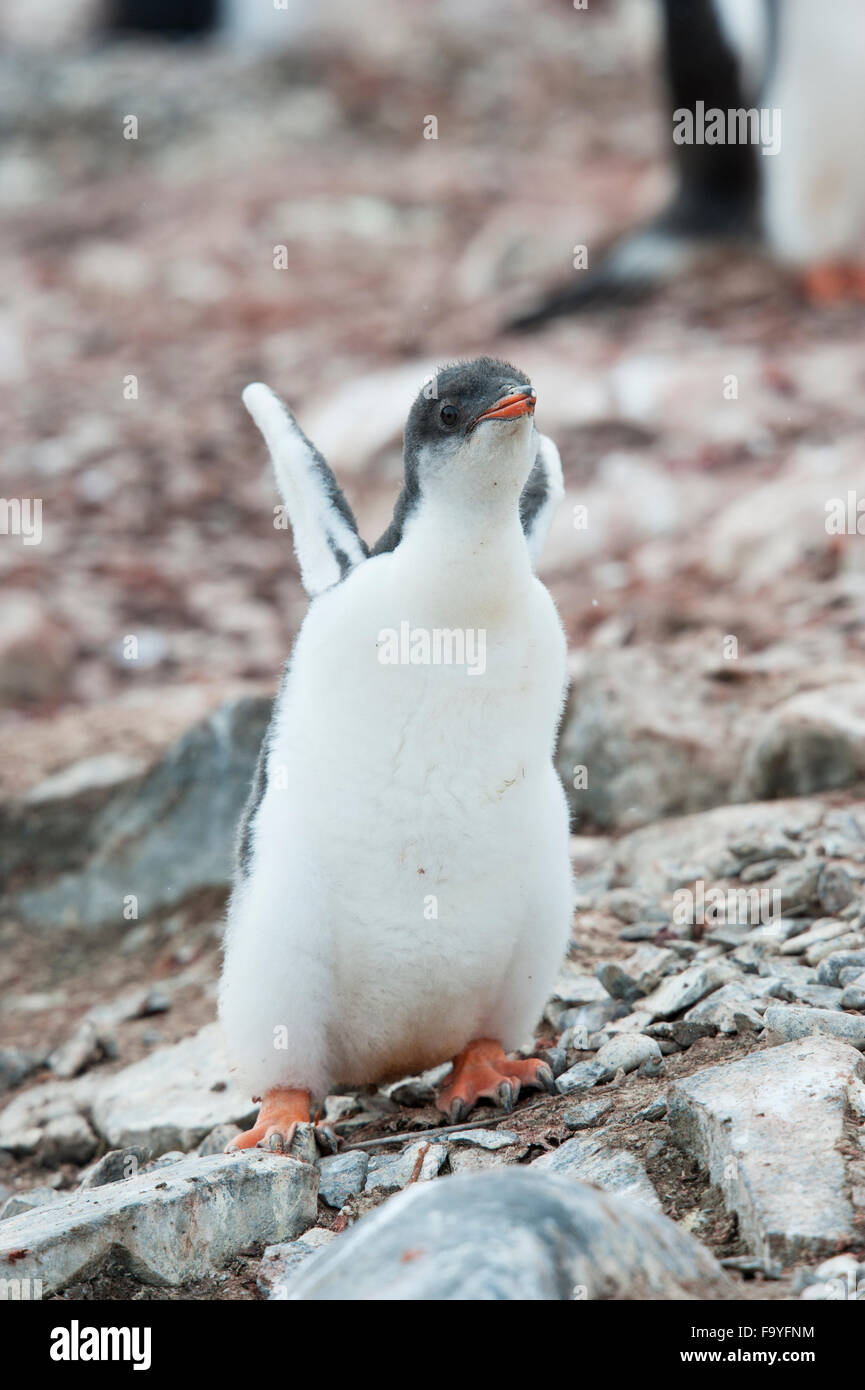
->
[242, 382, 369, 597]
[520, 432, 564, 570]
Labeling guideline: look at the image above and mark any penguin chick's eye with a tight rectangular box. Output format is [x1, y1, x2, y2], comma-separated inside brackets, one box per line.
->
[439, 403, 459, 429]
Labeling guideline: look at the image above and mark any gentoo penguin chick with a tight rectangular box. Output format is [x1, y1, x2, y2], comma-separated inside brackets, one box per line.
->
[509, 0, 865, 327]
[219, 358, 573, 1148]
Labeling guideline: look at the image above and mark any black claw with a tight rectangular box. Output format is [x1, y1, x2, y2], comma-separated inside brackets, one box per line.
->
[448, 1098, 467, 1125]
[497, 1080, 516, 1113]
[535, 1063, 556, 1094]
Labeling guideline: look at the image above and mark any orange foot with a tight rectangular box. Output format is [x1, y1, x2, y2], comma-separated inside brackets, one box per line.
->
[799, 262, 865, 304]
[227, 1087, 313, 1154]
[436, 1038, 556, 1124]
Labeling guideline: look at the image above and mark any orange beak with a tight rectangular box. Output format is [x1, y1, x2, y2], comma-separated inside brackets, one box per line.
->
[471, 389, 536, 428]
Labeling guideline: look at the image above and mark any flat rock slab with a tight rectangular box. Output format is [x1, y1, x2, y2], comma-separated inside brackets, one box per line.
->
[668, 1037, 865, 1265]
[2, 695, 271, 932]
[0, 1152, 317, 1295]
[258, 1228, 337, 1298]
[763, 1005, 865, 1050]
[532, 1135, 661, 1209]
[91, 1025, 257, 1154]
[0, 1024, 257, 1161]
[276, 1169, 732, 1300]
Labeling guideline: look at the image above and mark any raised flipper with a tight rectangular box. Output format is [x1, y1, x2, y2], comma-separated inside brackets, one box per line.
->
[242, 382, 369, 597]
[520, 432, 564, 570]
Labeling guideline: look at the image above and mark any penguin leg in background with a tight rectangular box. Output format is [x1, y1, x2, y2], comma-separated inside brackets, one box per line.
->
[436, 1039, 556, 1124]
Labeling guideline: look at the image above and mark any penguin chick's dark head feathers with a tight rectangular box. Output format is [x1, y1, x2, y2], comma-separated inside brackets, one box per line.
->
[404, 357, 535, 461]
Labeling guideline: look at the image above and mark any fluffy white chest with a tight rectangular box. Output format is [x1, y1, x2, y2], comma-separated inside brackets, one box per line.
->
[220, 515, 573, 1096]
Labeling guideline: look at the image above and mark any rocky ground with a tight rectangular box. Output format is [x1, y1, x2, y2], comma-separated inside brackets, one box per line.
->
[2, 0, 865, 1301]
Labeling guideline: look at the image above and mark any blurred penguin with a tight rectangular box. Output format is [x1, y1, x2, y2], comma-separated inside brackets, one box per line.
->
[104, 0, 304, 45]
[510, 0, 865, 328]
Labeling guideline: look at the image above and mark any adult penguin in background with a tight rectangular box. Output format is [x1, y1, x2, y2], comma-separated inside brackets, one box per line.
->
[509, 0, 865, 329]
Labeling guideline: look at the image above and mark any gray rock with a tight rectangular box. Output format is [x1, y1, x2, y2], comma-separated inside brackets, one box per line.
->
[1, 695, 271, 931]
[670, 1019, 717, 1047]
[640, 960, 735, 1020]
[549, 967, 610, 1006]
[748, 917, 804, 948]
[284, 1123, 318, 1165]
[757, 958, 816, 989]
[771, 858, 822, 915]
[0, 1025, 257, 1164]
[0, 1151, 317, 1294]
[779, 918, 849, 956]
[841, 986, 865, 1011]
[555, 1059, 609, 1096]
[84, 986, 171, 1030]
[595, 1033, 661, 1073]
[447, 1128, 520, 1150]
[274, 1169, 732, 1300]
[636, 1097, 668, 1121]
[323, 1094, 362, 1124]
[556, 645, 749, 831]
[598, 888, 649, 923]
[447, 1146, 518, 1175]
[78, 1146, 150, 1189]
[806, 931, 865, 965]
[763, 1005, 865, 1050]
[257, 1228, 338, 1298]
[317, 1151, 370, 1208]
[365, 1140, 447, 1194]
[557, 999, 628, 1041]
[596, 945, 676, 1002]
[48, 1023, 112, 1080]
[39, 1113, 99, 1166]
[532, 1135, 661, 1208]
[90, 1023, 257, 1155]
[557, 1033, 660, 1094]
[817, 950, 865, 986]
[668, 1037, 865, 1263]
[605, 1009, 654, 1037]
[618, 922, 661, 941]
[0, 1073, 97, 1159]
[613, 802, 828, 901]
[564, 1098, 614, 1130]
[595, 961, 642, 1003]
[740, 685, 865, 800]
[1, 1186, 70, 1221]
[818, 861, 865, 915]
[0, 1046, 45, 1092]
[739, 859, 778, 883]
[197, 1124, 242, 1156]
[815, 1251, 865, 1282]
[684, 981, 775, 1035]
[777, 982, 845, 1010]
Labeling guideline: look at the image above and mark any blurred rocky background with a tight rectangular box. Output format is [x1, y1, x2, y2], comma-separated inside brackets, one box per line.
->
[1, 0, 864, 1302]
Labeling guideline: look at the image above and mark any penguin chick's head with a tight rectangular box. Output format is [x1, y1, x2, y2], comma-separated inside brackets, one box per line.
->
[404, 357, 537, 509]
